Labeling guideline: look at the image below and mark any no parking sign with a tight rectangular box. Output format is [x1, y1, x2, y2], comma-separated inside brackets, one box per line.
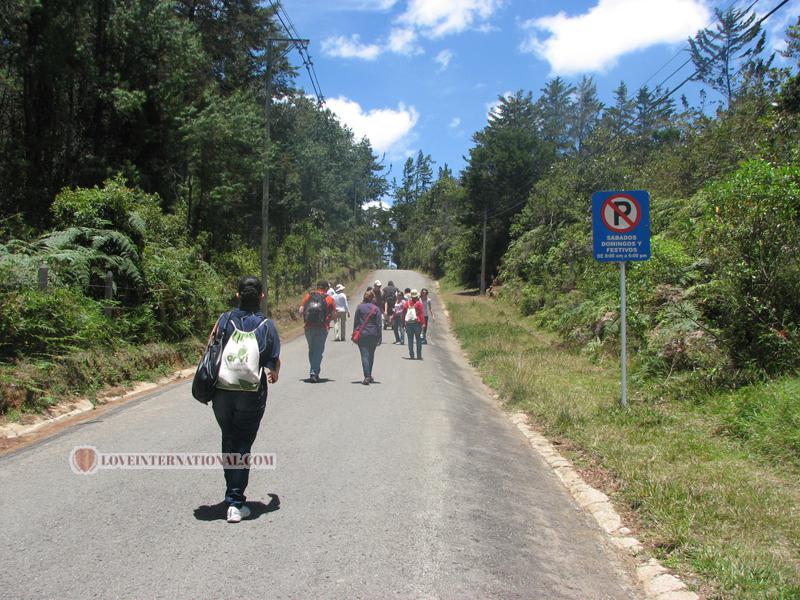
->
[591, 190, 651, 408]
[592, 191, 650, 261]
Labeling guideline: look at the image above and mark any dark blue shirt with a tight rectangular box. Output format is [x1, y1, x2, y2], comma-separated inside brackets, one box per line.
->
[352, 302, 382, 339]
[216, 309, 280, 369]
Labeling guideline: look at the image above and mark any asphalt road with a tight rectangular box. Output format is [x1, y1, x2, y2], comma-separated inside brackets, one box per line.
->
[0, 270, 642, 599]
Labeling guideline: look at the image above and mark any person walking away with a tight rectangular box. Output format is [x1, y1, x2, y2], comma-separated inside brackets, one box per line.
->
[326, 283, 335, 297]
[332, 284, 349, 342]
[208, 276, 280, 523]
[403, 289, 425, 360]
[391, 289, 405, 344]
[382, 280, 397, 329]
[299, 280, 336, 382]
[370, 280, 384, 343]
[420, 288, 435, 344]
[353, 290, 382, 385]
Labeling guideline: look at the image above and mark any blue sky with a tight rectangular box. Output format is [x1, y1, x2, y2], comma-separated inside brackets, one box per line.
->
[283, 0, 799, 184]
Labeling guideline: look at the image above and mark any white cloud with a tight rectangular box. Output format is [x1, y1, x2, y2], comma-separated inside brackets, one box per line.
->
[362, 199, 392, 210]
[387, 27, 422, 55]
[435, 48, 454, 70]
[449, 117, 461, 128]
[324, 96, 419, 156]
[766, 1, 800, 59]
[321, 34, 382, 60]
[486, 91, 512, 119]
[321, 0, 399, 10]
[399, 0, 504, 38]
[521, 0, 711, 74]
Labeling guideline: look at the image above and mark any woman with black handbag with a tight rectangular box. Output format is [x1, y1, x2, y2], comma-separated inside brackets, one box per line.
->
[203, 276, 281, 523]
[352, 290, 381, 385]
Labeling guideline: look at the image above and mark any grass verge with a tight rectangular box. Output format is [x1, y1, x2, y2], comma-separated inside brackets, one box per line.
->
[443, 285, 800, 599]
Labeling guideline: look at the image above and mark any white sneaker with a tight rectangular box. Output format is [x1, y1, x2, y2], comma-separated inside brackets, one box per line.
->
[226, 504, 251, 523]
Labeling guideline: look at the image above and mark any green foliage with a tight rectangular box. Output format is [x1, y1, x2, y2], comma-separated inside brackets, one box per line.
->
[716, 378, 800, 468]
[51, 176, 155, 242]
[696, 160, 800, 372]
[0, 288, 112, 358]
[689, 5, 771, 106]
[142, 244, 226, 341]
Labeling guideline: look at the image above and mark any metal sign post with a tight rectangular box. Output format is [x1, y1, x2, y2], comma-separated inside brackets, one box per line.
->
[592, 190, 651, 408]
[620, 261, 627, 407]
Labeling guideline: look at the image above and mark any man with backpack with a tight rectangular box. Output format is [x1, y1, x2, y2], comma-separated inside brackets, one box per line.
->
[299, 280, 337, 382]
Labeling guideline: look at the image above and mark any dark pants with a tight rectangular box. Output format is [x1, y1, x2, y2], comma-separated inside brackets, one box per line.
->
[406, 322, 422, 358]
[212, 390, 266, 507]
[358, 337, 379, 377]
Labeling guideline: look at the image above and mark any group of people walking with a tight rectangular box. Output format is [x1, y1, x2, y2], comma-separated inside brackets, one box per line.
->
[298, 278, 435, 385]
[202, 274, 436, 522]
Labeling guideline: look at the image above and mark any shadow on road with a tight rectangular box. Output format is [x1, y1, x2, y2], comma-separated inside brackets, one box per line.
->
[300, 378, 335, 384]
[193, 493, 281, 521]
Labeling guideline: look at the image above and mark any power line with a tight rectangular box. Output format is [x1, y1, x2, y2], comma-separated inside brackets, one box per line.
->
[267, 0, 325, 105]
[654, 0, 790, 106]
[641, 0, 756, 90]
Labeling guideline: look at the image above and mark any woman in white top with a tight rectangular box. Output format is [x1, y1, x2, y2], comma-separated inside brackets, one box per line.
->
[332, 284, 350, 341]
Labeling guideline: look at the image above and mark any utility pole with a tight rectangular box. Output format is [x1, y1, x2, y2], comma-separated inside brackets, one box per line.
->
[480, 207, 488, 295]
[261, 36, 308, 314]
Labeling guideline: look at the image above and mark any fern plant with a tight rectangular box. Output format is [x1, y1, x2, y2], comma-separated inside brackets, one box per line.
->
[0, 228, 144, 296]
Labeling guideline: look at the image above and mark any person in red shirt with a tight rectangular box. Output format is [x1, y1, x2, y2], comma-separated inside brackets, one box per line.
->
[299, 280, 337, 382]
[401, 289, 426, 360]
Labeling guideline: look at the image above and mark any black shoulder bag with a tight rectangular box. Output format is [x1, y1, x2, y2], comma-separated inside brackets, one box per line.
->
[191, 312, 232, 404]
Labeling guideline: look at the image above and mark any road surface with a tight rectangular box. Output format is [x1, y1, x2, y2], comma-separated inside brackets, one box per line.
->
[0, 270, 641, 599]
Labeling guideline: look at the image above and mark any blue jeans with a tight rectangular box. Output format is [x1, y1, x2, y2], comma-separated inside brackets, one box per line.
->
[358, 337, 379, 377]
[406, 322, 422, 358]
[305, 327, 328, 376]
[212, 389, 266, 507]
[393, 319, 404, 343]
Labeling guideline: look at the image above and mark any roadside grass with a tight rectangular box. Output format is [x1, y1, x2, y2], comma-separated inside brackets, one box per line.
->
[444, 288, 800, 599]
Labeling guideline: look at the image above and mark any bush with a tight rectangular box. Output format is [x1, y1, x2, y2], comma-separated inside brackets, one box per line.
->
[143, 244, 227, 341]
[0, 288, 112, 359]
[697, 160, 800, 373]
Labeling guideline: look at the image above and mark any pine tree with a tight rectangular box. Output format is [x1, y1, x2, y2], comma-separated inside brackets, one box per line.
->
[689, 5, 769, 106]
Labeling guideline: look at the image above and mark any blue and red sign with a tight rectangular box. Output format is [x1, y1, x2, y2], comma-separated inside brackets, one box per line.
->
[592, 191, 651, 261]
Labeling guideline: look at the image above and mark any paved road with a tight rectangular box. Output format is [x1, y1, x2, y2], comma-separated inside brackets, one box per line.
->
[0, 270, 641, 599]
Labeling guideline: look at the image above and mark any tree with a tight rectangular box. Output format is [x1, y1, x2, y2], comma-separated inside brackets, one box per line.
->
[535, 77, 574, 155]
[689, 5, 770, 107]
[461, 91, 550, 286]
[569, 76, 603, 154]
[601, 81, 635, 136]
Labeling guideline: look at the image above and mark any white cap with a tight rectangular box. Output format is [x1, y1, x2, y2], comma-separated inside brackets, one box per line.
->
[335, 284, 345, 292]
[410, 289, 419, 297]
[374, 280, 382, 286]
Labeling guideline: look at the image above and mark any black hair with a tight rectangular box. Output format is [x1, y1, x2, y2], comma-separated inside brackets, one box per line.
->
[238, 276, 263, 312]
[388, 280, 394, 286]
[404, 287, 411, 293]
[317, 280, 329, 290]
